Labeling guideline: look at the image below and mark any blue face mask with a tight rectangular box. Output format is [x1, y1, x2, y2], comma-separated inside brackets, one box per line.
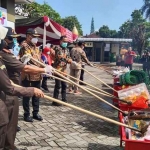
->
[61, 42, 68, 48]
[13, 38, 20, 56]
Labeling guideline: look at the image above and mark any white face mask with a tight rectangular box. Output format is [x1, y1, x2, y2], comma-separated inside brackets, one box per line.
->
[47, 52, 50, 55]
[31, 38, 38, 44]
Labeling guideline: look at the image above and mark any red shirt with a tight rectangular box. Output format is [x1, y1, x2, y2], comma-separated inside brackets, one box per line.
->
[124, 51, 136, 64]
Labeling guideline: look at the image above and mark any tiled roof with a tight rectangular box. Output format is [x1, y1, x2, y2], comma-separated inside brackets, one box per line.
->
[82, 32, 100, 38]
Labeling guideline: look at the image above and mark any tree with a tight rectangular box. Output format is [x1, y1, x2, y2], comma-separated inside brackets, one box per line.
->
[61, 16, 83, 36]
[98, 25, 110, 38]
[90, 17, 95, 34]
[141, 0, 150, 19]
[15, 2, 62, 24]
[98, 25, 118, 38]
[119, 10, 150, 55]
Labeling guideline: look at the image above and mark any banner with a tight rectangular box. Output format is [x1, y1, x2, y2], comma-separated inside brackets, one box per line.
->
[0, 7, 7, 26]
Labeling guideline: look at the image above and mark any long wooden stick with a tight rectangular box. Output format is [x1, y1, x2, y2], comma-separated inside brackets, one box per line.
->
[31, 57, 113, 97]
[11, 82, 140, 132]
[43, 73, 131, 105]
[85, 87, 132, 105]
[30, 57, 128, 114]
[82, 67, 117, 92]
[56, 69, 113, 97]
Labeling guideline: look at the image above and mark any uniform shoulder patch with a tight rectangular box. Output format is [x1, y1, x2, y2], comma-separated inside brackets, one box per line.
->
[0, 65, 6, 70]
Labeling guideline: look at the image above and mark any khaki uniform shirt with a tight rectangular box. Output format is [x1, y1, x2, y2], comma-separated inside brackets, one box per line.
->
[19, 40, 42, 81]
[70, 47, 90, 69]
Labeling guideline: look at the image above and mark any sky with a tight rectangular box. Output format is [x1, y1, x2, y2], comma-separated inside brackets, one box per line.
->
[36, 0, 144, 35]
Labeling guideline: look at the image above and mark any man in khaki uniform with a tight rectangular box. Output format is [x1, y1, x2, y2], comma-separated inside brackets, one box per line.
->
[69, 42, 93, 94]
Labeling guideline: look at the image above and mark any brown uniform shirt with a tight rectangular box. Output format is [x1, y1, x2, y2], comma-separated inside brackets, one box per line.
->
[19, 40, 42, 81]
[0, 50, 25, 84]
[0, 57, 34, 126]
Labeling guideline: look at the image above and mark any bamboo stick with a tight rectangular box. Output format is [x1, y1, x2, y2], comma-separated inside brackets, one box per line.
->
[11, 82, 140, 132]
[30, 57, 127, 114]
[82, 67, 117, 92]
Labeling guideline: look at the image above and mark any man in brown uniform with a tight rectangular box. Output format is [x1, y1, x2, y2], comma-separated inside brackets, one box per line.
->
[69, 41, 93, 94]
[0, 55, 44, 150]
[0, 27, 53, 150]
[19, 28, 44, 122]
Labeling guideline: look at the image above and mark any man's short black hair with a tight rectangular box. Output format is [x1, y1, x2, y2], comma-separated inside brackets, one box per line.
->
[78, 41, 85, 47]
[60, 35, 67, 41]
[17, 37, 26, 45]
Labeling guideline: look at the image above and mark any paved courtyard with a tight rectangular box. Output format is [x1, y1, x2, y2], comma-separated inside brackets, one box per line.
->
[16, 66, 124, 150]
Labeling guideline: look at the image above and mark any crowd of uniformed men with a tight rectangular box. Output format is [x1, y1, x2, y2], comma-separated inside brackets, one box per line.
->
[0, 26, 93, 150]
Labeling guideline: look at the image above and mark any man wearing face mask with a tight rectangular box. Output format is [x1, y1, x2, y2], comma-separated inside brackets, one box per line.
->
[0, 26, 51, 150]
[18, 28, 44, 122]
[52, 36, 72, 106]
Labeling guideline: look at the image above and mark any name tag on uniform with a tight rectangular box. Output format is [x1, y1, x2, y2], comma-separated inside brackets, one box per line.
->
[0, 65, 6, 70]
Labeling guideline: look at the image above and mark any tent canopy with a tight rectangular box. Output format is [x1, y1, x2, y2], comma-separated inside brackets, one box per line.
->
[15, 16, 78, 45]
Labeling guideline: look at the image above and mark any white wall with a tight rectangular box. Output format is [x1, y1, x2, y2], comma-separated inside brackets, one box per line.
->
[7, 21, 15, 29]
[111, 44, 119, 54]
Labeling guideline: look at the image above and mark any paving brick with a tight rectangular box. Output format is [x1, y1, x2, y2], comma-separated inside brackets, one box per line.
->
[44, 132, 54, 138]
[27, 131, 36, 136]
[47, 141, 58, 147]
[15, 66, 124, 150]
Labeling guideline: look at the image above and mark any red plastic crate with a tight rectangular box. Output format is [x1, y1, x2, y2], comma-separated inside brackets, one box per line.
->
[119, 113, 150, 150]
[119, 103, 145, 111]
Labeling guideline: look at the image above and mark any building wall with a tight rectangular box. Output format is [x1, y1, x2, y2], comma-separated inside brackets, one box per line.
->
[111, 43, 120, 54]
[0, 0, 15, 28]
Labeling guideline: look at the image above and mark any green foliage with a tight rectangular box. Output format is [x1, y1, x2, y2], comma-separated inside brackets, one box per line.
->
[61, 16, 83, 36]
[22, 2, 62, 23]
[98, 25, 118, 38]
[141, 0, 150, 19]
[21, 2, 83, 34]
[119, 10, 150, 55]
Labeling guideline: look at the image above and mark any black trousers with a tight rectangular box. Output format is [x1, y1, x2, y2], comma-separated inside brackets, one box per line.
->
[41, 77, 48, 89]
[143, 64, 150, 76]
[22, 80, 41, 117]
[53, 76, 67, 101]
[125, 64, 132, 70]
[80, 65, 85, 81]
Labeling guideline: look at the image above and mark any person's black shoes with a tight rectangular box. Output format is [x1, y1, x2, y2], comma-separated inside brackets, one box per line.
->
[51, 102, 62, 106]
[41, 86, 49, 92]
[17, 125, 21, 132]
[24, 116, 33, 122]
[79, 82, 87, 86]
[33, 114, 43, 121]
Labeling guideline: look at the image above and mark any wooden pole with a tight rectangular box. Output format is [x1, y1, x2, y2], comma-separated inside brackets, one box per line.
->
[11, 82, 140, 132]
[85, 87, 132, 105]
[56, 69, 114, 97]
[31, 57, 114, 97]
[30, 57, 127, 114]
[82, 67, 117, 92]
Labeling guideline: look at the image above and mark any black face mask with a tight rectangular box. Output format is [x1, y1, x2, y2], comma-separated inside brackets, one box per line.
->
[7, 42, 14, 49]
[3, 40, 14, 50]
[0, 40, 4, 51]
